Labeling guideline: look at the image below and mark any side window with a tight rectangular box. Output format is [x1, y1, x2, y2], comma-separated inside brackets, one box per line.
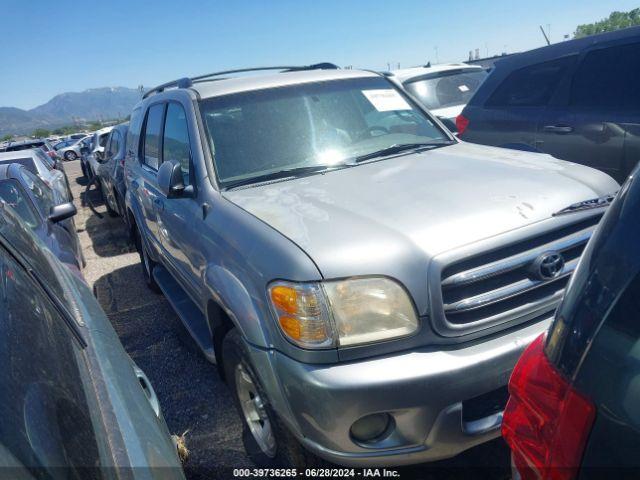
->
[142, 104, 165, 170]
[0, 249, 104, 473]
[0, 180, 40, 227]
[570, 42, 640, 110]
[107, 131, 121, 158]
[487, 56, 576, 107]
[127, 106, 143, 156]
[163, 103, 191, 184]
[19, 168, 56, 215]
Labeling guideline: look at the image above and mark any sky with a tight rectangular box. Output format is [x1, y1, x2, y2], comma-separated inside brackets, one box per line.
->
[1, 0, 637, 109]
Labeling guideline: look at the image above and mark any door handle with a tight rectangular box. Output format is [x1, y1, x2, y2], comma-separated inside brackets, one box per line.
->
[543, 125, 573, 134]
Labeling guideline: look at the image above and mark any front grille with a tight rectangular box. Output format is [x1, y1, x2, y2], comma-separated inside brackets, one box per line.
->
[439, 215, 602, 331]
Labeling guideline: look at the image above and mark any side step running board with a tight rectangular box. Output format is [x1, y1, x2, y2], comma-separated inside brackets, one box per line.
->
[153, 266, 217, 364]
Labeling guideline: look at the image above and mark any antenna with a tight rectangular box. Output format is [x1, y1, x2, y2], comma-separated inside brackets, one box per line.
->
[539, 25, 551, 45]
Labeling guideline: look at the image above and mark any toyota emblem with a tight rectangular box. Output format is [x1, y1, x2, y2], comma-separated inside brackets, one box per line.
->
[531, 251, 565, 280]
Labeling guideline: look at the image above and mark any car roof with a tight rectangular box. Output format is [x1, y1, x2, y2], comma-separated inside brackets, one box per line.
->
[0, 149, 39, 161]
[179, 68, 379, 100]
[494, 25, 640, 71]
[390, 63, 483, 82]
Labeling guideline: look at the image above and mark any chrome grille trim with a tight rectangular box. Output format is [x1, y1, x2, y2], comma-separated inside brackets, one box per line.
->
[429, 212, 604, 338]
[441, 227, 592, 289]
[443, 257, 578, 313]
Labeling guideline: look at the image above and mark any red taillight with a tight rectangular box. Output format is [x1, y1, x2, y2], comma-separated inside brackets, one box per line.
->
[502, 334, 595, 480]
[47, 150, 56, 158]
[455, 114, 469, 136]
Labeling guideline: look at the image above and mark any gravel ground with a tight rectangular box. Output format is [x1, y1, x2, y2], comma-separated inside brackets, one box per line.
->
[67, 159, 510, 479]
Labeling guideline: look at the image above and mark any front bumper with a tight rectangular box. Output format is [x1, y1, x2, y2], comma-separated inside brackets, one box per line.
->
[249, 318, 549, 467]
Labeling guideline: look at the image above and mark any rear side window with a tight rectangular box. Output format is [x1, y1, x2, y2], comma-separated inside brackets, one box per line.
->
[19, 168, 55, 215]
[142, 104, 165, 170]
[487, 56, 575, 107]
[163, 103, 191, 185]
[0, 158, 36, 174]
[570, 42, 640, 110]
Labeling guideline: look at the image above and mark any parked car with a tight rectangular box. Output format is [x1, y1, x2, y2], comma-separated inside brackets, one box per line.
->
[86, 127, 114, 178]
[0, 149, 72, 201]
[1, 138, 59, 162]
[502, 167, 640, 478]
[389, 63, 487, 131]
[125, 64, 618, 467]
[0, 163, 84, 270]
[458, 26, 640, 184]
[96, 123, 128, 217]
[0, 200, 185, 477]
[54, 136, 88, 161]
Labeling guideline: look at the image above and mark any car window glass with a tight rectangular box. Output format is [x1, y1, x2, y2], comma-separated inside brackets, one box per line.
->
[487, 56, 575, 107]
[0, 248, 104, 477]
[111, 130, 122, 158]
[19, 168, 55, 214]
[0, 180, 39, 228]
[143, 104, 165, 170]
[163, 103, 191, 185]
[404, 69, 488, 110]
[201, 77, 446, 184]
[34, 149, 55, 170]
[0, 158, 36, 174]
[570, 42, 640, 110]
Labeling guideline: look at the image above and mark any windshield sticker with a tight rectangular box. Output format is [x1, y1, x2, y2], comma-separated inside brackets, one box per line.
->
[362, 89, 411, 111]
[458, 84, 470, 92]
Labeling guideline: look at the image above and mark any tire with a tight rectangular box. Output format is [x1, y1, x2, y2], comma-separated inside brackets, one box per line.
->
[64, 150, 77, 161]
[134, 226, 161, 293]
[223, 329, 322, 467]
[102, 183, 118, 218]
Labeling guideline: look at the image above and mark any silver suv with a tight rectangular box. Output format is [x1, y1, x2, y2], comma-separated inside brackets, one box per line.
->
[124, 64, 618, 467]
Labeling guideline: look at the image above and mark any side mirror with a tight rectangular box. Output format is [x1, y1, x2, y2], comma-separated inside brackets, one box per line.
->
[49, 202, 77, 223]
[158, 161, 186, 198]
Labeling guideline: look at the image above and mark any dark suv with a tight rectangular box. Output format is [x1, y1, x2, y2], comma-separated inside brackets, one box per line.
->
[458, 26, 640, 184]
[502, 167, 640, 478]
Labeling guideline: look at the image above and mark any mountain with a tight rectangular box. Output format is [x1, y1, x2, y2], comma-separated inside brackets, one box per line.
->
[0, 87, 141, 136]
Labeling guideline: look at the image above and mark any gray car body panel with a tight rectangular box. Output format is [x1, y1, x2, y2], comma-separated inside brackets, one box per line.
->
[126, 68, 619, 465]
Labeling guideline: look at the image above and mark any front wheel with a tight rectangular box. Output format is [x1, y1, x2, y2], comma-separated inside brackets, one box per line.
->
[223, 329, 322, 467]
[64, 150, 77, 161]
[134, 227, 160, 293]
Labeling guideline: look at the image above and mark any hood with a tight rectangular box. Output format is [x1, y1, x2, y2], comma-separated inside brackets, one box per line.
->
[224, 142, 619, 280]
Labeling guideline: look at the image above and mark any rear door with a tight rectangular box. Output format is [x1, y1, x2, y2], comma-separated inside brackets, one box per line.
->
[465, 56, 574, 149]
[537, 40, 640, 183]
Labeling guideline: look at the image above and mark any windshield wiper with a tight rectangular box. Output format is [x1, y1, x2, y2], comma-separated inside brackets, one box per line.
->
[224, 164, 346, 190]
[352, 141, 453, 163]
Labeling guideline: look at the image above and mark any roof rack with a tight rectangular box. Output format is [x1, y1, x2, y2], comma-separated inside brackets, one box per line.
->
[143, 63, 339, 99]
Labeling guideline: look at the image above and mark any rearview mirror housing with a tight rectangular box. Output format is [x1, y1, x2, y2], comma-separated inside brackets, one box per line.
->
[49, 202, 77, 223]
[158, 161, 187, 198]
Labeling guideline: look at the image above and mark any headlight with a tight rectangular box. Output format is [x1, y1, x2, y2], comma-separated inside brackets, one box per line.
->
[268, 277, 418, 349]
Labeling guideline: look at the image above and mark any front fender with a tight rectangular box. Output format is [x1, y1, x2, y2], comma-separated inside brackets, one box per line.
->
[204, 265, 270, 347]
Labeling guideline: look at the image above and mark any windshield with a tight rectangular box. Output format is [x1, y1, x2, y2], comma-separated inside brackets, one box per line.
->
[403, 69, 488, 110]
[199, 76, 450, 186]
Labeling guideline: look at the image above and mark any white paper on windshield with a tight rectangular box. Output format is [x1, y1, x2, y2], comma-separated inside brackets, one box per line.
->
[458, 84, 470, 92]
[362, 89, 411, 111]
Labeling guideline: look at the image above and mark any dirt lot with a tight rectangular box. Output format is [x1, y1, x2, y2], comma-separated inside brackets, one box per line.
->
[68, 159, 510, 479]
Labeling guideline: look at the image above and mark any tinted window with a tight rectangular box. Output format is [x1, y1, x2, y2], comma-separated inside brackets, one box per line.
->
[0, 180, 39, 227]
[0, 248, 103, 476]
[163, 103, 191, 184]
[571, 42, 640, 110]
[404, 69, 488, 110]
[98, 133, 109, 148]
[107, 131, 121, 159]
[487, 56, 575, 107]
[34, 148, 55, 170]
[143, 104, 165, 170]
[201, 77, 447, 184]
[20, 168, 55, 215]
[0, 158, 36, 174]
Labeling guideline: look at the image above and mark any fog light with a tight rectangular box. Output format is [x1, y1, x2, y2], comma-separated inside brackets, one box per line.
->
[350, 413, 391, 442]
